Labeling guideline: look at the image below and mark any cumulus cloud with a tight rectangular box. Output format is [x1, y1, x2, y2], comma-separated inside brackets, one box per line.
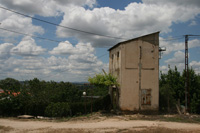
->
[56, 1, 200, 47]
[0, 40, 106, 82]
[50, 41, 95, 56]
[162, 51, 185, 72]
[165, 51, 185, 64]
[0, 0, 97, 17]
[11, 37, 46, 56]
[189, 20, 197, 26]
[49, 41, 75, 55]
[0, 43, 14, 60]
[0, 55, 106, 81]
[49, 41, 95, 55]
[142, 0, 200, 8]
[190, 61, 200, 74]
[160, 39, 200, 55]
[0, 10, 44, 38]
[50, 41, 102, 72]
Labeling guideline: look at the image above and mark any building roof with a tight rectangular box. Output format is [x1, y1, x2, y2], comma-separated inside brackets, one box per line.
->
[108, 31, 160, 51]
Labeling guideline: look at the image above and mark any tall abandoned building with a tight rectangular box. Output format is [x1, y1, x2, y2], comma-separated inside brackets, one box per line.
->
[109, 32, 159, 111]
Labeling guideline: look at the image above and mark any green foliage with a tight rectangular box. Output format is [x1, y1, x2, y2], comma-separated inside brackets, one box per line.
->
[70, 94, 111, 116]
[0, 78, 111, 117]
[88, 73, 119, 87]
[86, 86, 108, 96]
[159, 67, 184, 112]
[160, 67, 200, 114]
[0, 78, 21, 93]
[45, 102, 70, 117]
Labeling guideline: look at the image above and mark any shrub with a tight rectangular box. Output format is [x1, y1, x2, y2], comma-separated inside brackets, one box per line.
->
[45, 102, 70, 117]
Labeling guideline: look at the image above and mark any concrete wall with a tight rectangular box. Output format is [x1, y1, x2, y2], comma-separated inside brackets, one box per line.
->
[109, 32, 159, 111]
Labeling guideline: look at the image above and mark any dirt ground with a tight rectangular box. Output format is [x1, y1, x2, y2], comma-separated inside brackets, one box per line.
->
[1, 113, 200, 133]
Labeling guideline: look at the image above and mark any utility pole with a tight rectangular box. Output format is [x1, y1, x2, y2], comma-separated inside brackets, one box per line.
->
[185, 35, 189, 112]
[184, 34, 200, 113]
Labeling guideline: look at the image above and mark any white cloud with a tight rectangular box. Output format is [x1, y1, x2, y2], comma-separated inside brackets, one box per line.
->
[11, 37, 46, 56]
[142, 0, 200, 8]
[160, 60, 200, 74]
[0, 0, 200, 81]
[165, 51, 185, 64]
[164, 51, 185, 72]
[0, 43, 14, 60]
[50, 41, 102, 73]
[160, 39, 200, 55]
[0, 0, 97, 17]
[0, 55, 106, 82]
[190, 61, 200, 74]
[56, 1, 200, 47]
[50, 41, 95, 56]
[189, 20, 197, 26]
[0, 41, 106, 82]
[0, 9, 44, 38]
[159, 65, 169, 74]
[49, 41, 75, 55]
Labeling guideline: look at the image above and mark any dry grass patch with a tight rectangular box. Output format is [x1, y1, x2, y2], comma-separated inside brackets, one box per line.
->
[0, 125, 14, 132]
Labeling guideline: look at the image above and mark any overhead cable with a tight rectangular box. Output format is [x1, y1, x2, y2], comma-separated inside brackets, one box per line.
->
[0, 6, 127, 40]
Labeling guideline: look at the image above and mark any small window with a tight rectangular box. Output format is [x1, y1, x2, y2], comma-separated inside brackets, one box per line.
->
[117, 52, 119, 61]
[117, 51, 119, 58]
[141, 89, 151, 105]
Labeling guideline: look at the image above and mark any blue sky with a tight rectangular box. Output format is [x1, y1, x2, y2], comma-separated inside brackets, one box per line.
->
[0, 0, 200, 82]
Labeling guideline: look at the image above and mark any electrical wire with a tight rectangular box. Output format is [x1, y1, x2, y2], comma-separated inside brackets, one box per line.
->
[0, 6, 199, 44]
[97, 53, 108, 59]
[0, 27, 112, 49]
[0, 27, 61, 43]
[160, 36, 185, 41]
[0, 6, 127, 40]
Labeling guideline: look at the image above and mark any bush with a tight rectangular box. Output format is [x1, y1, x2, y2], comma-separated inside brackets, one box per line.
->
[45, 102, 70, 117]
[70, 94, 111, 116]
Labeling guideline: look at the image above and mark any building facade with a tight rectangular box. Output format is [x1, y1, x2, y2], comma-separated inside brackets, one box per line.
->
[108, 32, 159, 111]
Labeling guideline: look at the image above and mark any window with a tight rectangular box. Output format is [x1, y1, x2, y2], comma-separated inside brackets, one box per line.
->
[141, 89, 151, 105]
[117, 51, 119, 58]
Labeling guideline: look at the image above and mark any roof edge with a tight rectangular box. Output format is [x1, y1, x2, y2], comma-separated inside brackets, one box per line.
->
[108, 31, 160, 51]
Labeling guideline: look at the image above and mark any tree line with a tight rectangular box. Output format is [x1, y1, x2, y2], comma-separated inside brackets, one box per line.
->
[159, 67, 200, 114]
[0, 67, 200, 117]
[0, 78, 110, 117]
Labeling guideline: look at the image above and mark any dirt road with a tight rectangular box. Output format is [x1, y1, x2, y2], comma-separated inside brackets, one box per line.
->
[1, 116, 200, 133]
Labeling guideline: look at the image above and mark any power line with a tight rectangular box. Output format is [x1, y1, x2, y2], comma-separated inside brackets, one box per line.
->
[0, 26, 187, 45]
[1, 6, 199, 44]
[160, 36, 185, 41]
[97, 53, 108, 59]
[0, 6, 127, 40]
[0, 27, 61, 43]
[0, 27, 111, 49]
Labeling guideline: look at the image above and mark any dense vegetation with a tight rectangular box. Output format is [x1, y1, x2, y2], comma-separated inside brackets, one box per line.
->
[0, 67, 200, 117]
[159, 67, 200, 114]
[0, 78, 110, 117]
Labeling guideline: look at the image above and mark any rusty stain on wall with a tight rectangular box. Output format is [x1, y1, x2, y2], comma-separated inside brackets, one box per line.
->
[108, 32, 159, 111]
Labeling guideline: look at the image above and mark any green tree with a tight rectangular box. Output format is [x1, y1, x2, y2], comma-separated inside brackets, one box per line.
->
[159, 67, 184, 112]
[184, 68, 200, 113]
[160, 67, 200, 114]
[0, 78, 21, 93]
